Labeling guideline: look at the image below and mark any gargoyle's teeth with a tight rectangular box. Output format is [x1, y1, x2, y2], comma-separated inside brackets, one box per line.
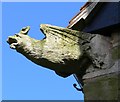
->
[10, 43, 18, 49]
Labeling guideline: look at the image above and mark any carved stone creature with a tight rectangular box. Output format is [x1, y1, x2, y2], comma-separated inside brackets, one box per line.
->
[7, 24, 107, 77]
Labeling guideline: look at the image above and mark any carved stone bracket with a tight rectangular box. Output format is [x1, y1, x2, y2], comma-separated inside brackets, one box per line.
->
[7, 24, 113, 78]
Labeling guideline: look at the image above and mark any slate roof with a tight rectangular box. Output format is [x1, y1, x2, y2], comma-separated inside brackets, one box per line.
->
[67, 2, 102, 29]
[67, 2, 120, 33]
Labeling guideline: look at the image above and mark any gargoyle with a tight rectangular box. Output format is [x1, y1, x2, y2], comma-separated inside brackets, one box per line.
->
[7, 24, 106, 78]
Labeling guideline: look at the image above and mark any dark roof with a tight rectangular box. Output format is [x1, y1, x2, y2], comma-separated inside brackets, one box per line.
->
[68, 2, 92, 26]
[67, 2, 102, 29]
[67, 2, 120, 33]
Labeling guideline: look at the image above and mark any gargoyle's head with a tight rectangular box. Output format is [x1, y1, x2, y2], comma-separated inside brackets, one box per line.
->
[7, 26, 31, 50]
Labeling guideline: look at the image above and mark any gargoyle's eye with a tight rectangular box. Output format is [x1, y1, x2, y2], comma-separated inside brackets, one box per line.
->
[15, 34, 21, 38]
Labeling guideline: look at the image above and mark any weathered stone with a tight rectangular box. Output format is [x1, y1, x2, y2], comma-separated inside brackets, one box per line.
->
[7, 24, 113, 78]
[111, 30, 120, 45]
[112, 45, 120, 60]
[6, 24, 89, 77]
[81, 30, 120, 101]
[83, 72, 120, 101]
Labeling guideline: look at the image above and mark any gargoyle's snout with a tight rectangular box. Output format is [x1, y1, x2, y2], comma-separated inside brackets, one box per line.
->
[7, 36, 18, 49]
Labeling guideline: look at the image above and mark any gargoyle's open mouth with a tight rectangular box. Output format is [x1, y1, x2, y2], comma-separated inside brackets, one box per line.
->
[7, 37, 18, 49]
[7, 37, 17, 44]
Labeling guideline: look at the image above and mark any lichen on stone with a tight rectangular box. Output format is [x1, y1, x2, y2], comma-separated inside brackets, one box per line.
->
[7, 24, 106, 78]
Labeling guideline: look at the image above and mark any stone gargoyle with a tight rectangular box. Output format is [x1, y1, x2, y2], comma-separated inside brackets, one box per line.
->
[7, 24, 109, 78]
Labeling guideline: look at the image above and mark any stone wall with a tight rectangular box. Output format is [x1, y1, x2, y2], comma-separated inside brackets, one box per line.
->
[78, 30, 120, 101]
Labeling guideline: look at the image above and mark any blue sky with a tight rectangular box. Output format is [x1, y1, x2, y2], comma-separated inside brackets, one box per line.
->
[2, 2, 85, 100]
